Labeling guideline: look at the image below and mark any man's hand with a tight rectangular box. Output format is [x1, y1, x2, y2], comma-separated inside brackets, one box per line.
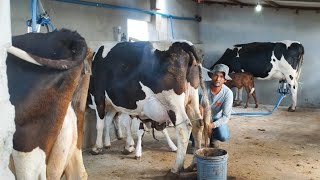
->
[210, 122, 216, 129]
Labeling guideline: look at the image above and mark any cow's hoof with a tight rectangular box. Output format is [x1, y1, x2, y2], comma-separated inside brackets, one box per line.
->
[116, 130, 123, 140]
[255, 105, 259, 108]
[171, 147, 178, 152]
[135, 156, 141, 160]
[122, 148, 134, 155]
[185, 164, 197, 172]
[90, 148, 103, 155]
[288, 106, 295, 112]
[166, 170, 180, 178]
[244, 105, 248, 108]
[104, 145, 111, 149]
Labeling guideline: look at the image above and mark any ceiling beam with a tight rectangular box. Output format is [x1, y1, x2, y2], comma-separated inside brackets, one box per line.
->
[227, 0, 241, 5]
[198, 0, 320, 11]
[227, 0, 247, 7]
[263, 0, 280, 8]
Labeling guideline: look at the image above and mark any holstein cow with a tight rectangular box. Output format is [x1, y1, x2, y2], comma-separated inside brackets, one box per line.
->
[212, 41, 304, 112]
[6, 29, 91, 179]
[90, 41, 211, 174]
[89, 97, 178, 159]
[88, 93, 177, 158]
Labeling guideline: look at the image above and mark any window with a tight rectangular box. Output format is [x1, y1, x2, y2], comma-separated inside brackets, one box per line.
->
[127, 19, 148, 41]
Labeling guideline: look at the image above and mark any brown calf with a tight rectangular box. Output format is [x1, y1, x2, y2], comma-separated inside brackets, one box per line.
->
[225, 72, 258, 108]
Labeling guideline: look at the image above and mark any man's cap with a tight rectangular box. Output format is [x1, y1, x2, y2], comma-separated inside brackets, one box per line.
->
[208, 64, 232, 80]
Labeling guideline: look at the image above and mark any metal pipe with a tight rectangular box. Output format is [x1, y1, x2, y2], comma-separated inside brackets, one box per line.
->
[54, 0, 199, 21]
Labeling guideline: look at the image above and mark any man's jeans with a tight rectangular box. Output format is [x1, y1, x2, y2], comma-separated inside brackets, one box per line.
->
[190, 123, 230, 147]
[212, 123, 230, 142]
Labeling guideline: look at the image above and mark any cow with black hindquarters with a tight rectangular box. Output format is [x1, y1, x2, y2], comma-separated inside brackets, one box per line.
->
[89, 41, 212, 174]
[212, 41, 304, 112]
[6, 29, 91, 180]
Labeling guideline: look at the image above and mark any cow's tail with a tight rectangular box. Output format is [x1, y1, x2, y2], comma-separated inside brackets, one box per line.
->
[152, 128, 159, 141]
[198, 64, 212, 147]
[295, 45, 304, 86]
[250, 76, 255, 94]
[250, 87, 255, 95]
[296, 55, 304, 82]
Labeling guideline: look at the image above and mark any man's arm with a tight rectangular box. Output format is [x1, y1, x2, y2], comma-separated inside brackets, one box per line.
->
[213, 90, 233, 128]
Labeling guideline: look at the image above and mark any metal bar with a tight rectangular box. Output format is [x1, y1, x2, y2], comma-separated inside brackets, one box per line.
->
[263, 0, 280, 8]
[200, 0, 320, 10]
[54, 0, 199, 21]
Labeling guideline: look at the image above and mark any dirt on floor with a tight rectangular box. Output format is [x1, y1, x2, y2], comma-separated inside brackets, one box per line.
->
[83, 105, 320, 180]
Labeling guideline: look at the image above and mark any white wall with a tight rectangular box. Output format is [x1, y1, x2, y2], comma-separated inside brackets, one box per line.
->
[11, 0, 200, 47]
[0, 0, 15, 179]
[199, 5, 320, 108]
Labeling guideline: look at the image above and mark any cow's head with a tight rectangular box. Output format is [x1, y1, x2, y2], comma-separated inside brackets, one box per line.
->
[169, 42, 211, 141]
[171, 42, 202, 90]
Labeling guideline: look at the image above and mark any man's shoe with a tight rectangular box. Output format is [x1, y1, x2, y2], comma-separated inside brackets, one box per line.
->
[187, 147, 194, 154]
[209, 140, 219, 148]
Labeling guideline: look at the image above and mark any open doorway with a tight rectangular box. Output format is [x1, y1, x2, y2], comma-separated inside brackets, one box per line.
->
[127, 19, 148, 41]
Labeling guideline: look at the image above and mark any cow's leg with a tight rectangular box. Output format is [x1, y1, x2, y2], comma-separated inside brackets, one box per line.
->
[121, 114, 135, 155]
[234, 88, 241, 106]
[244, 86, 251, 108]
[113, 113, 124, 140]
[186, 115, 204, 171]
[251, 90, 259, 108]
[47, 104, 78, 180]
[64, 148, 88, 180]
[91, 108, 105, 155]
[104, 111, 117, 149]
[234, 87, 238, 103]
[12, 148, 46, 180]
[172, 117, 192, 174]
[135, 122, 145, 160]
[287, 79, 298, 112]
[236, 88, 243, 106]
[162, 128, 177, 151]
[143, 96, 191, 174]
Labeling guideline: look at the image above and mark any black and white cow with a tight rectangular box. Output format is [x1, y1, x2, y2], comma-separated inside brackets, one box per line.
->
[6, 29, 91, 179]
[212, 41, 304, 111]
[89, 41, 211, 174]
[88, 96, 178, 159]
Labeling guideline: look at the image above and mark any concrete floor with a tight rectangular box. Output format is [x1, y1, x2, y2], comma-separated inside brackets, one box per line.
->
[83, 105, 320, 180]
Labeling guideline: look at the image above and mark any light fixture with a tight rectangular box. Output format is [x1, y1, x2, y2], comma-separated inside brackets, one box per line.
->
[255, 3, 262, 12]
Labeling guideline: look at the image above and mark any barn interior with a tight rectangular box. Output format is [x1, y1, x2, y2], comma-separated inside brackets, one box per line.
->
[1, 0, 320, 179]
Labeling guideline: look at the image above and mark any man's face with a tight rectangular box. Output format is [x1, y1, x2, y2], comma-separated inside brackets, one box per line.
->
[211, 71, 226, 87]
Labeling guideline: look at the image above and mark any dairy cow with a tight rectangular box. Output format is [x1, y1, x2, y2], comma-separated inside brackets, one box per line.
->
[212, 41, 304, 111]
[6, 29, 91, 179]
[89, 41, 211, 174]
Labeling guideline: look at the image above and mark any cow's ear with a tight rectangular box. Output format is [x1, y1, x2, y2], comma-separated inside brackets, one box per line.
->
[188, 52, 197, 66]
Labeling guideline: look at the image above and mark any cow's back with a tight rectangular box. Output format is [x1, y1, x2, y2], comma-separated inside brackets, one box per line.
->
[92, 41, 189, 111]
[213, 41, 304, 79]
[7, 29, 88, 179]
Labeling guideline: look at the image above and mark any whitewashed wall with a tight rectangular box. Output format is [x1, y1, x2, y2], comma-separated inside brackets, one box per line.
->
[0, 0, 15, 179]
